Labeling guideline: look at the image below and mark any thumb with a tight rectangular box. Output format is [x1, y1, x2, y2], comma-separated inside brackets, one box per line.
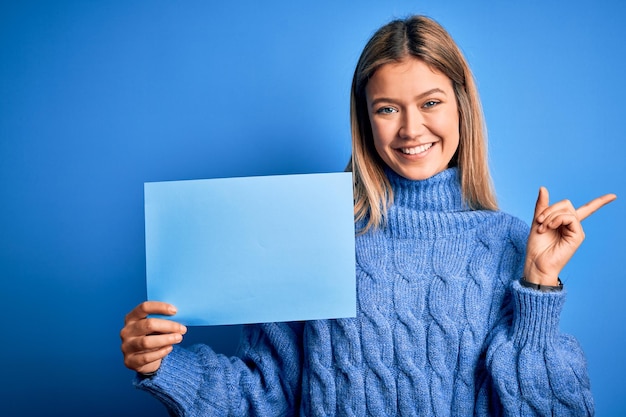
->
[533, 186, 549, 220]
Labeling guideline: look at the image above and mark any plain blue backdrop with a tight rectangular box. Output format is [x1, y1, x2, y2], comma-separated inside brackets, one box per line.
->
[1, 1, 624, 415]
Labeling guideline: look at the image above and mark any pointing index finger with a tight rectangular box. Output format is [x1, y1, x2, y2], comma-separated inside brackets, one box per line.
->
[576, 193, 617, 221]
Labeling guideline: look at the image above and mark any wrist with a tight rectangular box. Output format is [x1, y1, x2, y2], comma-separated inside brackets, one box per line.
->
[137, 369, 159, 380]
[136, 360, 162, 379]
[520, 276, 563, 292]
[522, 263, 561, 286]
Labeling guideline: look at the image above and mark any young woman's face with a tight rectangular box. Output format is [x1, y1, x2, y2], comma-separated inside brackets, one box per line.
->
[365, 57, 460, 181]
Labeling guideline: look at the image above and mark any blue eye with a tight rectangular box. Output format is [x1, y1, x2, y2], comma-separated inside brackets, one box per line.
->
[376, 106, 397, 114]
[423, 100, 440, 109]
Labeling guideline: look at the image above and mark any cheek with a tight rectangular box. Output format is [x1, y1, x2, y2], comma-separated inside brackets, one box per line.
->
[370, 118, 392, 147]
[436, 109, 460, 140]
[369, 125, 391, 163]
[445, 113, 461, 156]
[369, 118, 383, 147]
[371, 132, 386, 160]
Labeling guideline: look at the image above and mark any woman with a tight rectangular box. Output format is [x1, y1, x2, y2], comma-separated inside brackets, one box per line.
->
[121, 15, 615, 416]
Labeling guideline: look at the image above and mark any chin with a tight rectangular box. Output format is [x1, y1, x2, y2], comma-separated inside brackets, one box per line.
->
[396, 167, 444, 181]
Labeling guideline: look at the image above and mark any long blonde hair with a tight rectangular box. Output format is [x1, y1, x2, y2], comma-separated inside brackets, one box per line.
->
[347, 15, 498, 232]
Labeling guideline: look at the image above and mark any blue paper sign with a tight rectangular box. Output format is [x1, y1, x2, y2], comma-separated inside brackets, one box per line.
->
[144, 172, 356, 326]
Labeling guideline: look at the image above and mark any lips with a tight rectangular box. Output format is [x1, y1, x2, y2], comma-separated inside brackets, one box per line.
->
[399, 143, 433, 155]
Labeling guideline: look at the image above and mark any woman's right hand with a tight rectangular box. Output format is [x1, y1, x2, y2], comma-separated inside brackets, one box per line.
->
[120, 301, 187, 375]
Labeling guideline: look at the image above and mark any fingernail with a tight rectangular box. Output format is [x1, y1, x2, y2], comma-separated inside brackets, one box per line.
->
[169, 306, 177, 314]
[180, 325, 187, 334]
[174, 334, 183, 342]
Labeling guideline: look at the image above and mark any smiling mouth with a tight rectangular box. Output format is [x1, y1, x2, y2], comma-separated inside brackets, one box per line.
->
[400, 143, 433, 155]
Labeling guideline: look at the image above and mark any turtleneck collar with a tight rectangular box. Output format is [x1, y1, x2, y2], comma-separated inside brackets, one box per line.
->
[386, 167, 465, 213]
[382, 167, 491, 239]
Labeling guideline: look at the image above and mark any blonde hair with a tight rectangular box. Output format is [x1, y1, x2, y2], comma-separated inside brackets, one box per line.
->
[347, 15, 498, 232]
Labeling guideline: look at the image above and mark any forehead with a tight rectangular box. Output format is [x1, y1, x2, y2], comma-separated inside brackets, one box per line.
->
[366, 57, 453, 98]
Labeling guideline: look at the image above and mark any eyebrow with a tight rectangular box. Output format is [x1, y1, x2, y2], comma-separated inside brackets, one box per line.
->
[369, 88, 447, 108]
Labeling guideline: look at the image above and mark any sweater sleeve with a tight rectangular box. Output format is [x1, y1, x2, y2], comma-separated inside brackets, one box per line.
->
[134, 321, 304, 417]
[483, 219, 594, 416]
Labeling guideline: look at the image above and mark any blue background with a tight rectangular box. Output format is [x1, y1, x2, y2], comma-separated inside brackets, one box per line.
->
[1, 1, 623, 415]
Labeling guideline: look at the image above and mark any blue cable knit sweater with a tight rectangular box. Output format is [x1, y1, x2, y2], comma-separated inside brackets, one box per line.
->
[137, 168, 593, 416]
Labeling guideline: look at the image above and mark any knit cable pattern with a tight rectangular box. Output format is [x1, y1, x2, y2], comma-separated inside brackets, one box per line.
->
[137, 167, 594, 417]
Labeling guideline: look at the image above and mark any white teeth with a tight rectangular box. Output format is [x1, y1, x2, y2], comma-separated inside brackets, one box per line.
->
[400, 143, 433, 155]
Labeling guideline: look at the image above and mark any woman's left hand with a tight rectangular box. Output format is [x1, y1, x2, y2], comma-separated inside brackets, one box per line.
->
[523, 187, 616, 286]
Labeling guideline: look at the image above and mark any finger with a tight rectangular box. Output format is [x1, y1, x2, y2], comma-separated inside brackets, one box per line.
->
[539, 212, 582, 235]
[125, 301, 177, 325]
[139, 317, 187, 336]
[537, 206, 575, 229]
[536, 208, 567, 233]
[124, 345, 173, 371]
[576, 193, 617, 221]
[533, 187, 549, 222]
[536, 198, 577, 226]
[124, 332, 183, 354]
[121, 317, 187, 340]
[140, 332, 184, 351]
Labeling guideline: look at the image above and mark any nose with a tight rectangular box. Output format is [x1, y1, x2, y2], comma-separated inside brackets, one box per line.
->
[399, 107, 425, 139]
